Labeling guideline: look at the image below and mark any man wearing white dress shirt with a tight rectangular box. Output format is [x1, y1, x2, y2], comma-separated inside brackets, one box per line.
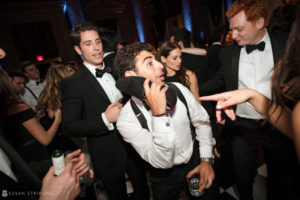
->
[20, 61, 44, 112]
[115, 43, 219, 200]
[198, 1, 298, 199]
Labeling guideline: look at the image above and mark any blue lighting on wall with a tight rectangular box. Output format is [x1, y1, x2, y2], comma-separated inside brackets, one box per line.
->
[65, 0, 85, 29]
[226, 0, 233, 11]
[131, 0, 145, 42]
[181, 0, 192, 32]
[63, 2, 67, 14]
[200, 31, 204, 40]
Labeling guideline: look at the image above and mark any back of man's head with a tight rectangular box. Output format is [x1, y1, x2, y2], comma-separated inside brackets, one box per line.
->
[114, 43, 153, 79]
[226, 0, 268, 23]
[209, 27, 224, 44]
[20, 61, 34, 73]
[170, 28, 191, 48]
[99, 28, 116, 53]
[70, 22, 100, 47]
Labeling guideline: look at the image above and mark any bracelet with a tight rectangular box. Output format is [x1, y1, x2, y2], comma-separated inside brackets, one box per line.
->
[153, 112, 167, 117]
[200, 157, 214, 165]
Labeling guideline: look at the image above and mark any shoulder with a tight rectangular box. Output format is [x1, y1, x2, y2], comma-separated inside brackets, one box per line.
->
[6, 103, 31, 115]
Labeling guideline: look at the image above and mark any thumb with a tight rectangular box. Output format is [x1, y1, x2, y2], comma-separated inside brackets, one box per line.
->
[43, 166, 54, 182]
[186, 167, 199, 179]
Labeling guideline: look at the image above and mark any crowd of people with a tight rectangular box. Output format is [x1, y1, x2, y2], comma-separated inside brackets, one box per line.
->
[0, 0, 299, 200]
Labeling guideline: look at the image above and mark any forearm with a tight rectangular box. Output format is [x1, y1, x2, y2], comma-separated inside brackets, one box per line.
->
[248, 89, 293, 138]
[44, 118, 61, 144]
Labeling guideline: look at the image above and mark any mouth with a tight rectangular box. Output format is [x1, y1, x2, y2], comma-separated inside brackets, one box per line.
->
[158, 73, 165, 81]
[93, 53, 102, 58]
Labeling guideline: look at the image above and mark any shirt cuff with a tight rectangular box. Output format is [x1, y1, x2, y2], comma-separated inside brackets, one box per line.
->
[101, 112, 114, 131]
[199, 146, 214, 158]
[152, 116, 171, 132]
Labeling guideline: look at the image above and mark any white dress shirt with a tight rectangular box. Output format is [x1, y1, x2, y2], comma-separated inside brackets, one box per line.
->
[20, 79, 44, 112]
[236, 30, 274, 119]
[117, 82, 215, 169]
[84, 61, 123, 130]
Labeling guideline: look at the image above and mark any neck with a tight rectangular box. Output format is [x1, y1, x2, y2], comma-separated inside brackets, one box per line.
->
[166, 67, 176, 76]
[253, 29, 266, 44]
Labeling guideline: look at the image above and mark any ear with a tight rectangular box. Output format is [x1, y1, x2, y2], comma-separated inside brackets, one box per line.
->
[160, 56, 166, 63]
[74, 46, 82, 55]
[124, 70, 137, 77]
[178, 41, 184, 49]
[255, 17, 265, 30]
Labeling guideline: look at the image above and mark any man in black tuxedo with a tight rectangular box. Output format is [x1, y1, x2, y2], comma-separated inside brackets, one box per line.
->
[60, 22, 149, 200]
[99, 28, 117, 72]
[199, 0, 298, 199]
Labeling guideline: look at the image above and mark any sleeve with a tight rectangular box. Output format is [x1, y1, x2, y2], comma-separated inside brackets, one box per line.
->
[199, 50, 225, 96]
[175, 83, 215, 158]
[116, 102, 176, 169]
[60, 78, 111, 137]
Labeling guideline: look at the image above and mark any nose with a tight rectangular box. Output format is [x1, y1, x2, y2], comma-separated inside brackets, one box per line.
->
[231, 30, 237, 40]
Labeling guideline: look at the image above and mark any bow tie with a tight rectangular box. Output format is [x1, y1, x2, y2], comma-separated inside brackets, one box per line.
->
[95, 67, 113, 78]
[36, 80, 43, 85]
[245, 41, 265, 54]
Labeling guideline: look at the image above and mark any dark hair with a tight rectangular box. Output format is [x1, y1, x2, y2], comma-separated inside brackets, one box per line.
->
[270, 6, 300, 116]
[0, 70, 22, 117]
[70, 22, 100, 47]
[170, 28, 191, 48]
[7, 69, 26, 80]
[158, 41, 190, 88]
[268, 3, 297, 32]
[209, 27, 224, 44]
[99, 28, 116, 53]
[114, 43, 154, 79]
[20, 61, 35, 73]
[226, 0, 268, 23]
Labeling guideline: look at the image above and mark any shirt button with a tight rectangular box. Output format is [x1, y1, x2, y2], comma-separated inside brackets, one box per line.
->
[166, 122, 170, 126]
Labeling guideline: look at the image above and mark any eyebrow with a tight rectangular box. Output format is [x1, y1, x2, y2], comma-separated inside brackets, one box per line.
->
[143, 56, 153, 63]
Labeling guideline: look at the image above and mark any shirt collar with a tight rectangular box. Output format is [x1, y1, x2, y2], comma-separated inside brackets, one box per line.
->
[84, 61, 106, 77]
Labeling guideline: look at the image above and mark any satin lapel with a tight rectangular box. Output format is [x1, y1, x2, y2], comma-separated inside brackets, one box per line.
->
[81, 66, 111, 104]
[269, 33, 282, 65]
[231, 45, 241, 90]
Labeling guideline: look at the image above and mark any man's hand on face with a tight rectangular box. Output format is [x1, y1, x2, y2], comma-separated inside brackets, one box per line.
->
[143, 79, 168, 116]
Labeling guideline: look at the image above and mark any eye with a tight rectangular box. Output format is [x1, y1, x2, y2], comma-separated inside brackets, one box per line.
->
[147, 61, 153, 67]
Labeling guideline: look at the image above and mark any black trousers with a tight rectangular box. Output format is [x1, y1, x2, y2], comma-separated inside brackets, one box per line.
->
[149, 145, 220, 200]
[103, 144, 150, 200]
[225, 117, 300, 200]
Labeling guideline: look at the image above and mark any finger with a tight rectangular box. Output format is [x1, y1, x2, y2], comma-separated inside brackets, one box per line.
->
[199, 94, 224, 102]
[65, 149, 81, 161]
[199, 173, 207, 192]
[186, 167, 199, 178]
[43, 166, 54, 182]
[160, 85, 168, 94]
[75, 162, 88, 173]
[89, 169, 94, 178]
[224, 108, 236, 121]
[216, 109, 223, 122]
[143, 79, 150, 94]
[205, 175, 214, 189]
[78, 166, 90, 177]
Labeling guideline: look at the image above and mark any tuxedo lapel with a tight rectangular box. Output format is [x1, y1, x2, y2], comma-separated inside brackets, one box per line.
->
[81, 66, 111, 104]
[269, 33, 284, 65]
[231, 45, 241, 89]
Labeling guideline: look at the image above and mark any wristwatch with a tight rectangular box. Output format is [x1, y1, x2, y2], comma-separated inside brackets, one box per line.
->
[200, 157, 214, 165]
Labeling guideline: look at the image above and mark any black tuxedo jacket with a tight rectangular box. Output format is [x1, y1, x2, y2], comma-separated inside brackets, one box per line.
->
[199, 32, 289, 96]
[181, 52, 209, 86]
[60, 65, 127, 181]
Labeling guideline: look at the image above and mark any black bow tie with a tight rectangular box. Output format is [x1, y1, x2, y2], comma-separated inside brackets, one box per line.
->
[36, 80, 43, 85]
[245, 41, 265, 54]
[95, 67, 113, 78]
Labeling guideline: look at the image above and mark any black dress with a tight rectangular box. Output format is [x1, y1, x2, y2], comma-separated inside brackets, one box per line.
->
[2, 108, 50, 162]
[164, 74, 179, 83]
